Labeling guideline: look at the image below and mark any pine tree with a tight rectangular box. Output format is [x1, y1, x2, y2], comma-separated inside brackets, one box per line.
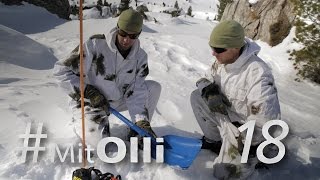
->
[174, 1, 179, 9]
[70, 5, 79, 15]
[103, 0, 111, 7]
[289, 0, 320, 83]
[216, 0, 233, 21]
[187, 6, 192, 16]
[97, 0, 103, 6]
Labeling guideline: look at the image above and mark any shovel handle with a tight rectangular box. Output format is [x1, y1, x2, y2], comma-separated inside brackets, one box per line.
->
[109, 107, 157, 142]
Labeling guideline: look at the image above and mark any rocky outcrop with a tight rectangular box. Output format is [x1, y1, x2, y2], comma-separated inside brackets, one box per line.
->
[221, 0, 296, 46]
[0, 0, 70, 20]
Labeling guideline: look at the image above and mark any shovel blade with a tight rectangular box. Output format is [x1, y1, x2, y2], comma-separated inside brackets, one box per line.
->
[160, 135, 202, 169]
[110, 107, 202, 169]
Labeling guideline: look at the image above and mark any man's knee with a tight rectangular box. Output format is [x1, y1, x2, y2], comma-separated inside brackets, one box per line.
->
[146, 80, 161, 97]
[190, 89, 201, 108]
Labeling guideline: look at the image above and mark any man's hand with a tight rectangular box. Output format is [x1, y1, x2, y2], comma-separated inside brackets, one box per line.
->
[135, 120, 157, 138]
[127, 119, 157, 150]
[202, 83, 231, 115]
[84, 84, 110, 115]
[128, 119, 157, 138]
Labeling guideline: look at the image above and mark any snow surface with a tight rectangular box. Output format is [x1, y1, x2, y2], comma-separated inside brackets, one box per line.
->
[0, 1, 320, 180]
[70, 0, 218, 21]
[248, 0, 260, 4]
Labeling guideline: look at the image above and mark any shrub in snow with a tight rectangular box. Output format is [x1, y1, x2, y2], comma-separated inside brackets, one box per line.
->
[136, 4, 149, 13]
[136, 5, 149, 20]
[289, 0, 320, 84]
[117, 0, 131, 16]
[163, 8, 182, 17]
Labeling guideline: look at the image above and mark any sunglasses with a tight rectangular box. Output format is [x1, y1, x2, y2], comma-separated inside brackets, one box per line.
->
[210, 46, 227, 54]
[117, 29, 140, 39]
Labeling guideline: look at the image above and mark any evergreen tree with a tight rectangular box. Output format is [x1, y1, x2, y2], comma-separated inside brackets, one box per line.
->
[174, 1, 179, 9]
[216, 0, 233, 21]
[97, 0, 103, 15]
[187, 6, 192, 16]
[289, 0, 320, 83]
[103, 0, 111, 7]
[97, 0, 103, 6]
[70, 5, 79, 15]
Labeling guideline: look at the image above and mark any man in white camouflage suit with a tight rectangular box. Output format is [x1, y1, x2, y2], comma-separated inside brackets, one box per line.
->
[54, 9, 161, 143]
[190, 20, 281, 178]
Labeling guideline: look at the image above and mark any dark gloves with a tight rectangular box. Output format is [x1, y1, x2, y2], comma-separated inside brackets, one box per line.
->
[128, 120, 157, 138]
[201, 83, 231, 115]
[136, 120, 157, 138]
[84, 84, 110, 115]
[127, 120, 157, 149]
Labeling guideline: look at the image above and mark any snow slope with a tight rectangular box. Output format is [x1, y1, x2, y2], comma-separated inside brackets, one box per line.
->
[0, 1, 320, 180]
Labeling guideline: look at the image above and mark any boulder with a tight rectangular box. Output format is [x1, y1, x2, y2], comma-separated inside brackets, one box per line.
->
[221, 0, 296, 46]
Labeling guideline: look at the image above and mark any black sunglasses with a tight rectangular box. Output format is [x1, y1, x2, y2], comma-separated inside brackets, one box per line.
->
[117, 28, 140, 39]
[210, 46, 227, 54]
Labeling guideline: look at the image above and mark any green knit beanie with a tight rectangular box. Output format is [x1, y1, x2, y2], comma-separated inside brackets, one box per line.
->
[209, 20, 245, 48]
[117, 9, 143, 33]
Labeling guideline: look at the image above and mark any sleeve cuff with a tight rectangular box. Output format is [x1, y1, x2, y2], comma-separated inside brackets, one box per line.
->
[196, 78, 212, 94]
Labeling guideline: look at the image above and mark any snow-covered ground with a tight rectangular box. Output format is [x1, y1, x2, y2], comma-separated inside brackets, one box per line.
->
[0, 1, 320, 180]
[70, 0, 218, 21]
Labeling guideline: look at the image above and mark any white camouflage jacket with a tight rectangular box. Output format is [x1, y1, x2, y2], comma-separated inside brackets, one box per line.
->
[198, 39, 281, 145]
[54, 27, 150, 122]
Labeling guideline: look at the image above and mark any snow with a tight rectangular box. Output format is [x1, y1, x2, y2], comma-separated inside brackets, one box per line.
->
[0, 2, 66, 34]
[0, 1, 320, 180]
[83, 7, 102, 19]
[248, 0, 260, 4]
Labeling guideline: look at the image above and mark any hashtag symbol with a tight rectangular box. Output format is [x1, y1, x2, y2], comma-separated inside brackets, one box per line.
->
[18, 123, 47, 163]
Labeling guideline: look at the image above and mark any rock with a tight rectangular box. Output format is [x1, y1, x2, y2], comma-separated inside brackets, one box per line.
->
[221, 0, 296, 46]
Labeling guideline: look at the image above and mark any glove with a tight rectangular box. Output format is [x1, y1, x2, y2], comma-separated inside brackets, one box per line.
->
[128, 120, 157, 138]
[201, 83, 231, 115]
[84, 84, 110, 115]
[127, 119, 157, 149]
[136, 120, 157, 138]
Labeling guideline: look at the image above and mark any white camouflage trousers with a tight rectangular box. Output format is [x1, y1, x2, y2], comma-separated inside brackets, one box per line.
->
[191, 89, 259, 179]
[190, 89, 227, 142]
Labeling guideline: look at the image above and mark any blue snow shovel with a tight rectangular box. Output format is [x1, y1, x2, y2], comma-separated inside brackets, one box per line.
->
[109, 107, 202, 169]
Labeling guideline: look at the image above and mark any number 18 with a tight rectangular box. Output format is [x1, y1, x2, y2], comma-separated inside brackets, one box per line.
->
[238, 120, 289, 164]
